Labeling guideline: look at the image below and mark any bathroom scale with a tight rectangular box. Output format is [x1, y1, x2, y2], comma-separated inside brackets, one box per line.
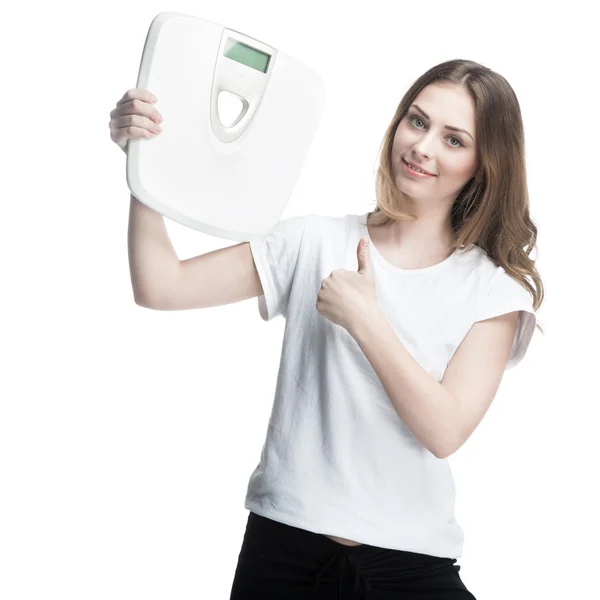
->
[126, 11, 326, 241]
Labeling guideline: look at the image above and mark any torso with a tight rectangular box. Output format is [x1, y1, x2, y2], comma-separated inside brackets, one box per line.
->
[325, 534, 363, 546]
[320, 217, 453, 549]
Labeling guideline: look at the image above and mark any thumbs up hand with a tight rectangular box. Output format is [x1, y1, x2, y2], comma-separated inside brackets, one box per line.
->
[316, 237, 380, 334]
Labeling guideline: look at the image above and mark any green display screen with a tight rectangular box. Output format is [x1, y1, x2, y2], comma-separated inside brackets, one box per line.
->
[223, 38, 271, 73]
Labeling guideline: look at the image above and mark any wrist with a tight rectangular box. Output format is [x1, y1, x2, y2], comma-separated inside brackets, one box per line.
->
[348, 306, 386, 341]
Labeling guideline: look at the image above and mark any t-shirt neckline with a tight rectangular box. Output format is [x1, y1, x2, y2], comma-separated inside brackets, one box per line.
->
[357, 213, 461, 275]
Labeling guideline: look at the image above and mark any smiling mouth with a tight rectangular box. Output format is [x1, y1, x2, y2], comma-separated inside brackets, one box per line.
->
[402, 158, 436, 176]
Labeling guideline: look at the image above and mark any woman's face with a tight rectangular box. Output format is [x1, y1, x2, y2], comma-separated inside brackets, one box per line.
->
[391, 83, 478, 204]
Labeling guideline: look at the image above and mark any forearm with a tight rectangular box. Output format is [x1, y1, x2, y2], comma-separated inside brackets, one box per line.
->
[128, 194, 179, 306]
[350, 310, 459, 458]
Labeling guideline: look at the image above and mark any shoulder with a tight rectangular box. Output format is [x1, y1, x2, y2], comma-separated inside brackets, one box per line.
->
[473, 253, 535, 327]
[285, 212, 363, 239]
[458, 245, 511, 289]
[471, 248, 530, 299]
[458, 243, 497, 274]
[302, 212, 360, 228]
[271, 212, 342, 230]
[455, 246, 533, 310]
[254, 213, 353, 256]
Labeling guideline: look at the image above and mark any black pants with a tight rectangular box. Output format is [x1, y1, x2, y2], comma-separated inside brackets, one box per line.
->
[229, 512, 477, 600]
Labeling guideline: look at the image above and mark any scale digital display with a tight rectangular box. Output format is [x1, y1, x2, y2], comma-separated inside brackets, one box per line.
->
[224, 38, 271, 73]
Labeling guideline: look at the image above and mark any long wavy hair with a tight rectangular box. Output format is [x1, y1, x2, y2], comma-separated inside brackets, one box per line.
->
[369, 59, 544, 334]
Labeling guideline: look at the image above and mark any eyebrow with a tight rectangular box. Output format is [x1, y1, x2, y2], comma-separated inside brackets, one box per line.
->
[410, 105, 474, 140]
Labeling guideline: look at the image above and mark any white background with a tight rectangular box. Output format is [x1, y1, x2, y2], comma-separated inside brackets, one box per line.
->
[2, 1, 598, 599]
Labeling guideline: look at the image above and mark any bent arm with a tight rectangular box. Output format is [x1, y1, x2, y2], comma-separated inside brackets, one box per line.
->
[128, 194, 263, 310]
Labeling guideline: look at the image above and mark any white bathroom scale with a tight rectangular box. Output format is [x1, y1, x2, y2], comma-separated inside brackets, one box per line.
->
[126, 11, 326, 241]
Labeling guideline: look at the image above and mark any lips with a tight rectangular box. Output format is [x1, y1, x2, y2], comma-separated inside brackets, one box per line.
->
[403, 158, 436, 176]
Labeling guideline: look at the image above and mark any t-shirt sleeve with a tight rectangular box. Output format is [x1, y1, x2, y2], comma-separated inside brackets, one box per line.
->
[475, 267, 537, 370]
[249, 215, 309, 321]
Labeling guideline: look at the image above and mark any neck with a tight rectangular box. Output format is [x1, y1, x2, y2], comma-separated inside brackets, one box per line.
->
[370, 214, 455, 254]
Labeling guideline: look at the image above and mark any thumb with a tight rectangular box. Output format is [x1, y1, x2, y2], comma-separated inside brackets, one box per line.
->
[357, 237, 373, 275]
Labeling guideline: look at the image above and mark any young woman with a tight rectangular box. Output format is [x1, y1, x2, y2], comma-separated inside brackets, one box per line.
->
[110, 58, 544, 599]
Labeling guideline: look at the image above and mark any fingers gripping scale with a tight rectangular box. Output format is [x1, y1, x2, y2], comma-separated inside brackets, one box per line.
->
[126, 12, 327, 241]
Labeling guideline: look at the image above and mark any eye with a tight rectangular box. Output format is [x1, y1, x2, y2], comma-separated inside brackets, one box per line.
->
[409, 115, 426, 128]
[408, 114, 464, 148]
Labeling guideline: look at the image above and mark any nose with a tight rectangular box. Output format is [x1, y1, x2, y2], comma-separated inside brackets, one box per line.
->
[412, 134, 434, 159]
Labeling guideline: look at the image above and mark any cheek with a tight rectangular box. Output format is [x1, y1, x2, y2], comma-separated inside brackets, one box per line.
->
[391, 129, 412, 162]
[443, 154, 476, 178]
[393, 122, 411, 144]
[391, 132, 401, 154]
[458, 156, 478, 177]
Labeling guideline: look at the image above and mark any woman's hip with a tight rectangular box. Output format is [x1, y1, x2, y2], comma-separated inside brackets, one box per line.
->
[229, 511, 477, 599]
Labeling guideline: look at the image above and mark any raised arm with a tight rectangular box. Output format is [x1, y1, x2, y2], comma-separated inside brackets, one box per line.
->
[128, 194, 263, 310]
[112, 90, 263, 312]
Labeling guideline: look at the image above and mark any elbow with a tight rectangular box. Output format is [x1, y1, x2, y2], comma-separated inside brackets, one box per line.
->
[433, 444, 454, 460]
[431, 430, 462, 460]
[134, 293, 162, 310]
[432, 445, 450, 460]
[434, 446, 452, 460]
[433, 433, 464, 459]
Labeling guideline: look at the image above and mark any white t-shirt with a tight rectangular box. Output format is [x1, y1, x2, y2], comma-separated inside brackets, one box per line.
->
[245, 212, 536, 558]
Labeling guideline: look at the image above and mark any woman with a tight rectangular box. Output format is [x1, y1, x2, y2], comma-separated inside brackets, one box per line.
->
[110, 58, 544, 599]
